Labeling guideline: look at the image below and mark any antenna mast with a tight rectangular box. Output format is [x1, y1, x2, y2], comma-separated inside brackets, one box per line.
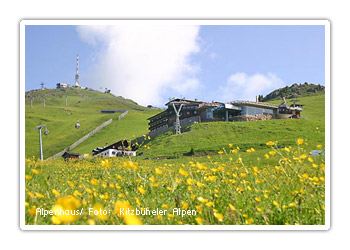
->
[74, 54, 80, 87]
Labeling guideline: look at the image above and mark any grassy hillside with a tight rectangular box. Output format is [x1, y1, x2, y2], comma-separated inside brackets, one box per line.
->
[25, 88, 158, 159]
[73, 110, 158, 155]
[25, 87, 325, 161]
[138, 94, 325, 158]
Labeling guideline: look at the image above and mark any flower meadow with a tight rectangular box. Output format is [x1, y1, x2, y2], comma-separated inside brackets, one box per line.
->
[25, 139, 325, 226]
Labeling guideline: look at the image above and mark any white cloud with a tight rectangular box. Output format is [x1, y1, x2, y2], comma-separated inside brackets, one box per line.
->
[76, 25, 201, 106]
[218, 72, 285, 102]
[171, 78, 200, 93]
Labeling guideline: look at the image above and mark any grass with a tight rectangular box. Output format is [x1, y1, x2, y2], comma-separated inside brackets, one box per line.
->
[24, 91, 326, 226]
[73, 110, 159, 155]
[25, 88, 158, 159]
[25, 141, 325, 225]
[139, 95, 325, 158]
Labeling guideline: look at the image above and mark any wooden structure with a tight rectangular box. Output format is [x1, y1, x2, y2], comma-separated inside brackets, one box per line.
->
[62, 151, 81, 161]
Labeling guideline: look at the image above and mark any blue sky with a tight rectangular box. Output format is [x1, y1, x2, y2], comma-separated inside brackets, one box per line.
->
[25, 25, 325, 106]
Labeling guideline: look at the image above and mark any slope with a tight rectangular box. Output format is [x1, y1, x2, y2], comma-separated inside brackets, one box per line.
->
[25, 88, 155, 159]
[138, 94, 325, 158]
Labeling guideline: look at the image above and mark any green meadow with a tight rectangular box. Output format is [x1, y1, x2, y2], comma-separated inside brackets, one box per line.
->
[25, 89, 326, 226]
[25, 88, 159, 159]
[138, 95, 325, 159]
[25, 88, 325, 160]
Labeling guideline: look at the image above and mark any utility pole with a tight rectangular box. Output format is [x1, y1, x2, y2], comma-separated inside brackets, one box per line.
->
[35, 125, 47, 160]
[172, 102, 183, 134]
[30, 98, 33, 108]
[43, 96, 45, 107]
[65, 94, 68, 106]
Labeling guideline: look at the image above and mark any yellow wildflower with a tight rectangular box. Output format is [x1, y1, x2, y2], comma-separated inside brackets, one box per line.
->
[87, 219, 96, 225]
[28, 206, 37, 215]
[52, 189, 60, 197]
[197, 197, 208, 203]
[273, 201, 280, 207]
[245, 218, 254, 225]
[35, 192, 44, 199]
[196, 182, 205, 187]
[229, 204, 236, 211]
[100, 160, 110, 167]
[186, 178, 194, 185]
[297, 138, 304, 145]
[269, 150, 276, 156]
[31, 169, 40, 175]
[137, 186, 147, 195]
[115, 201, 143, 225]
[91, 203, 108, 221]
[181, 202, 189, 210]
[179, 168, 189, 177]
[51, 196, 81, 224]
[90, 179, 99, 186]
[205, 202, 214, 207]
[124, 161, 138, 169]
[214, 212, 224, 222]
[195, 217, 204, 225]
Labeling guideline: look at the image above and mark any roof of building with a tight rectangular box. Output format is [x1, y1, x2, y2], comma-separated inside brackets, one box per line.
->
[62, 151, 81, 158]
[197, 102, 225, 110]
[92, 139, 137, 156]
[229, 101, 279, 109]
[165, 98, 203, 106]
[147, 109, 168, 120]
[166, 98, 224, 107]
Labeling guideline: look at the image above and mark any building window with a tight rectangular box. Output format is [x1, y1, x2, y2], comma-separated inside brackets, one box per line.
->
[206, 108, 213, 119]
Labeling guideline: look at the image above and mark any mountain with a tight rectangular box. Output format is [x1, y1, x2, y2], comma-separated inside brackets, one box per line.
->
[261, 82, 325, 102]
[25, 87, 160, 159]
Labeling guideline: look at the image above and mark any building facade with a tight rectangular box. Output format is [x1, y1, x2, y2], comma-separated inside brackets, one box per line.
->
[147, 98, 303, 137]
[56, 82, 68, 89]
[92, 139, 137, 157]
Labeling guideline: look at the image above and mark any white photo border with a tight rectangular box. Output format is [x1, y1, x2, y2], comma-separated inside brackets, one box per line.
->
[20, 19, 331, 230]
